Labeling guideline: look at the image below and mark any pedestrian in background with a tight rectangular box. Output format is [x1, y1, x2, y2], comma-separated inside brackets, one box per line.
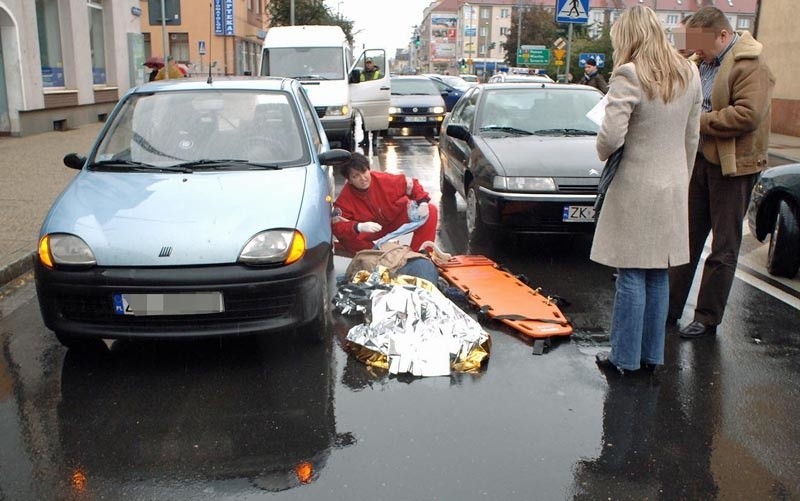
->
[668, 6, 775, 339]
[581, 58, 608, 94]
[591, 5, 702, 376]
[155, 57, 184, 80]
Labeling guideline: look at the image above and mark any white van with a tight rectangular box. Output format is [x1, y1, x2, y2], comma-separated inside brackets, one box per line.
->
[260, 25, 390, 150]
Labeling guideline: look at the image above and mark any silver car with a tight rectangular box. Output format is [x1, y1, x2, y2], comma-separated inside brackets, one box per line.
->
[35, 77, 350, 347]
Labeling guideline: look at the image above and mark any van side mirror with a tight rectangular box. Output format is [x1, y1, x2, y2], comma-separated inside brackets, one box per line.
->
[63, 153, 86, 170]
[349, 68, 362, 84]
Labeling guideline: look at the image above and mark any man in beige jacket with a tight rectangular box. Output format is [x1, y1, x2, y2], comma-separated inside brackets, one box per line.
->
[668, 7, 775, 339]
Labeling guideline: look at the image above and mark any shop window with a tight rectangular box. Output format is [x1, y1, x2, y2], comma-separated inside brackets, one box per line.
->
[36, 0, 64, 87]
[88, 1, 106, 85]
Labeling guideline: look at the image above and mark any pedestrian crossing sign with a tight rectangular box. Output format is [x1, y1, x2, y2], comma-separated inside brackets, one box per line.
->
[556, 0, 589, 24]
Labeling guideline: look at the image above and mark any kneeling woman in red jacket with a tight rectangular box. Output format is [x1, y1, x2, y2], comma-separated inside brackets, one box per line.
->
[332, 152, 438, 254]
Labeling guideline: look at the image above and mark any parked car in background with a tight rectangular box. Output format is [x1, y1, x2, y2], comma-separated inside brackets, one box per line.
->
[425, 74, 472, 111]
[747, 163, 800, 278]
[487, 73, 555, 84]
[438, 83, 604, 242]
[35, 78, 351, 348]
[387, 76, 446, 137]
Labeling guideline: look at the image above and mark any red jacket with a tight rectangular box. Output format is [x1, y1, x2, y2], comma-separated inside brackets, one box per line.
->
[332, 171, 430, 242]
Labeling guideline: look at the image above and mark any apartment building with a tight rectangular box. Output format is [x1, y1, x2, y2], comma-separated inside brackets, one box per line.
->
[414, 0, 758, 76]
[139, 0, 269, 78]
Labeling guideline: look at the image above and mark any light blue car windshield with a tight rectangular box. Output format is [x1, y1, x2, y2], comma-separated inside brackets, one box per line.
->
[94, 90, 309, 168]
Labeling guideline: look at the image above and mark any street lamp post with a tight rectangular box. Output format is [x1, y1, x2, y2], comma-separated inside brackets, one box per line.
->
[468, 4, 474, 73]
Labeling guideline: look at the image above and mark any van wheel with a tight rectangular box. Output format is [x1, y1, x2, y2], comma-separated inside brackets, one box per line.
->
[341, 126, 355, 152]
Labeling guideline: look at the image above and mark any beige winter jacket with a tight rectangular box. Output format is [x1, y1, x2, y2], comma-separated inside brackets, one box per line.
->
[590, 62, 702, 269]
[696, 31, 775, 176]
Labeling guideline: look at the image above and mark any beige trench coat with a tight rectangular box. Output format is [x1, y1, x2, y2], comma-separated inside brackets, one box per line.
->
[590, 62, 702, 269]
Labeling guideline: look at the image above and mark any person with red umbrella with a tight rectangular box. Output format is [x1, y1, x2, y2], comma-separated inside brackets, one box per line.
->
[143, 56, 163, 82]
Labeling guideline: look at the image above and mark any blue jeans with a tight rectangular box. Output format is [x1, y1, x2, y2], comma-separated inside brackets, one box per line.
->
[608, 268, 669, 370]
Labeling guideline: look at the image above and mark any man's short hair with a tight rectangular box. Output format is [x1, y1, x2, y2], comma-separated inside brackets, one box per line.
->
[339, 151, 370, 179]
[685, 6, 733, 33]
[366, 59, 373, 63]
[585, 58, 597, 67]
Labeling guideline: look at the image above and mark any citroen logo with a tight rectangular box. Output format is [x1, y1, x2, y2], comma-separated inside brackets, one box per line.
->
[589, 169, 600, 176]
[159, 246, 173, 257]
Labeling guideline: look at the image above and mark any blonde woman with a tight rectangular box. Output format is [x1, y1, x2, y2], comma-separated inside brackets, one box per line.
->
[591, 5, 702, 376]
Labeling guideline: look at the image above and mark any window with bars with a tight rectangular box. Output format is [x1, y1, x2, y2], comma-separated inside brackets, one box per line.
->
[170, 33, 190, 63]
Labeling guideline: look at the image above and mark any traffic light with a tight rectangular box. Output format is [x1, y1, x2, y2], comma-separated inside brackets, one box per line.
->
[415, 35, 420, 47]
[460, 58, 466, 67]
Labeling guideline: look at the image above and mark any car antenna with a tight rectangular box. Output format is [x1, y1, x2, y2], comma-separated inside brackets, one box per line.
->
[207, 2, 213, 84]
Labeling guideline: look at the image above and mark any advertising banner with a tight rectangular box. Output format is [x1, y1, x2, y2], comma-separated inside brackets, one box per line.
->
[430, 13, 457, 62]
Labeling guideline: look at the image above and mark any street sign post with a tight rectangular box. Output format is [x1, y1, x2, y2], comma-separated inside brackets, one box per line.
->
[579, 53, 605, 67]
[516, 45, 550, 66]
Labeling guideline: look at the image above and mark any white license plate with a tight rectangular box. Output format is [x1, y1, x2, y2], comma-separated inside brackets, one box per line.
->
[112, 292, 224, 316]
[404, 116, 427, 122]
[562, 205, 595, 222]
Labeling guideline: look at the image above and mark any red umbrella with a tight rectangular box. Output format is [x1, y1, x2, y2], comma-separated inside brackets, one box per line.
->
[143, 56, 164, 69]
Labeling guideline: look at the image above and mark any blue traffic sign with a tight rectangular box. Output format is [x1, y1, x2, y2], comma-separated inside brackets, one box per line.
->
[556, 0, 589, 24]
[579, 53, 605, 68]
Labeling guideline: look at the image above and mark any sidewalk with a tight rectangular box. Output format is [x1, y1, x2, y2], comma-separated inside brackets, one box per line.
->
[0, 122, 103, 286]
[1, 125, 800, 288]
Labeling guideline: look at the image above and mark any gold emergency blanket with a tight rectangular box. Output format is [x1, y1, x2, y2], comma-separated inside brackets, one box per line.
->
[340, 267, 491, 376]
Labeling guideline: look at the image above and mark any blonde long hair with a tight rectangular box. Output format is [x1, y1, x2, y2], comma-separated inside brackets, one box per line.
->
[611, 5, 690, 103]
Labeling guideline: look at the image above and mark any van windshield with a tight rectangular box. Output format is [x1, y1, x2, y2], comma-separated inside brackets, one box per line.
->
[262, 47, 344, 80]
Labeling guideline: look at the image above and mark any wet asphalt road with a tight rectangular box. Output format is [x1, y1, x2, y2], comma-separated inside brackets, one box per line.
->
[1, 137, 799, 500]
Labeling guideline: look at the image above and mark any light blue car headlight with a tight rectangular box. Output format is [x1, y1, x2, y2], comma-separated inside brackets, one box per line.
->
[38, 233, 96, 268]
[389, 106, 400, 114]
[239, 230, 306, 265]
[493, 176, 556, 192]
[432, 106, 445, 114]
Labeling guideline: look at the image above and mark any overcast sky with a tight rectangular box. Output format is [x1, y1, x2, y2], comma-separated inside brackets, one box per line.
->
[324, 0, 434, 57]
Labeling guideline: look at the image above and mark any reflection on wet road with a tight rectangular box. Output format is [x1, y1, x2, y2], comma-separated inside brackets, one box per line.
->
[0, 136, 798, 499]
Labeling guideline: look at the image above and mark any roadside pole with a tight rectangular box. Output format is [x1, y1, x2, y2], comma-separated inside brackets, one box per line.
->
[565, 23, 573, 83]
[161, 0, 169, 80]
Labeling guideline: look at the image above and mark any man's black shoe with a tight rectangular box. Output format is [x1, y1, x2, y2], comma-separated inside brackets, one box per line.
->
[679, 320, 717, 339]
[595, 351, 626, 377]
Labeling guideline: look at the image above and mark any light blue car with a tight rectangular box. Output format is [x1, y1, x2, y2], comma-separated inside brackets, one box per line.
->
[35, 77, 351, 347]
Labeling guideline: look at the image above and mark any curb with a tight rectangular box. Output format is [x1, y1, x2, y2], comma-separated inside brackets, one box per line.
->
[0, 251, 36, 288]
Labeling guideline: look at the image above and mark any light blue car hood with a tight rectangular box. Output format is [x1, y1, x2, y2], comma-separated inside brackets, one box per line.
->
[42, 168, 308, 266]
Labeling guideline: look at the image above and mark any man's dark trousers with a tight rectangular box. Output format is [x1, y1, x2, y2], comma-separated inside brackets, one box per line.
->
[668, 153, 758, 326]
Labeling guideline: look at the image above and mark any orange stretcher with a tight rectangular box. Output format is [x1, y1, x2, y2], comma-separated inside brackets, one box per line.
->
[436, 255, 572, 354]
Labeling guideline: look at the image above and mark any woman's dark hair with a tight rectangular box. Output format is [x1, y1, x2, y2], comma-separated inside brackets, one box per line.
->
[339, 151, 370, 178]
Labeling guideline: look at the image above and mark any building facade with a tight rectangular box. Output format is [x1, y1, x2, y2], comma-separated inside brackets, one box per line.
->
[756, 0, 799, 137]
[139, 0, 268, 79]
[0, 0, 142, 136]
[413, 0, 758, 77]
